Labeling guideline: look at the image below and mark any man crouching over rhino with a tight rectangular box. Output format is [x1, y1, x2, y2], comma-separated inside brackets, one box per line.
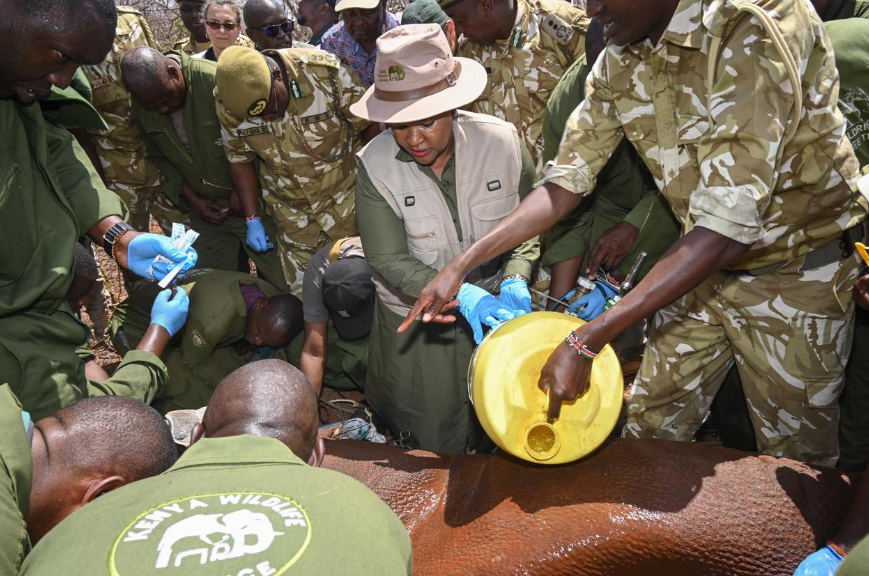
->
[20, 360, 412, 576]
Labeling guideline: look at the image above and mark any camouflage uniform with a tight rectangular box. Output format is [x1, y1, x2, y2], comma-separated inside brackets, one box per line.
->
[172, 33, 254, 56]
[78, 7, 188, 232]
[542, 0, 868, 466]
[216, 48, 371, 294]
[457, 0, 588, 168]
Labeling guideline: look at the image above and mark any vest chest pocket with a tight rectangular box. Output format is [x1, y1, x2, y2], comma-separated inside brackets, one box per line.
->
[404, 215, 440, 266]
[468, 192, 519, 242]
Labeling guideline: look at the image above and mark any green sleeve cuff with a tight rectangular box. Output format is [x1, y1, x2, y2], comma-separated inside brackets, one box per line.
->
[505, 235, 540, 278]
[622, 192, 657, 230]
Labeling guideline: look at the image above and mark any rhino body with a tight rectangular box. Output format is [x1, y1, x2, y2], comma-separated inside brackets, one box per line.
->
[323, 438, 855, 576]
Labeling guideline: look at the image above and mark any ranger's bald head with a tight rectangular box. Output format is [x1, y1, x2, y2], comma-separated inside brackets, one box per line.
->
[200, 360, 323, 464]
[121, 47, 187, 114]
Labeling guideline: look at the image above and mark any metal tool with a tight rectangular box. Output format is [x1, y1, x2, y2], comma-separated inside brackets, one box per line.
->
[603, 251, 648, 312]
[617, 251, 648, 297]
[528, 286, 571, 309]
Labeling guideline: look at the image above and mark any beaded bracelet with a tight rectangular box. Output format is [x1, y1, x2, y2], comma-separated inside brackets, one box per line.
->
[565, 331, 600, 360]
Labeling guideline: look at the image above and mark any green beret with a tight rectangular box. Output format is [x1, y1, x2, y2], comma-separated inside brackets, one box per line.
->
[402, 0, 450, 27]
[216, 46, 272, 119]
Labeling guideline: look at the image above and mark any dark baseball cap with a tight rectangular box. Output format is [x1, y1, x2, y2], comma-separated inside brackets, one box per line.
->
[322, 257, 375, 340]
[401, 0, 450, 27]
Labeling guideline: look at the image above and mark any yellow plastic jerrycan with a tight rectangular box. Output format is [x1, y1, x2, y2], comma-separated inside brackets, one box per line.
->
[468, 311, 623, 465]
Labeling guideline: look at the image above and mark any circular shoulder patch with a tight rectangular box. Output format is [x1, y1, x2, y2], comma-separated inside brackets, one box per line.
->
[109, 492, 312, 576]
[249, 99, 268, 117]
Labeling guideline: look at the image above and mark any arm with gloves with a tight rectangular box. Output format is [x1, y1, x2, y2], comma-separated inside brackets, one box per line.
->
[85, 288, 189, 404]
[458, 283, 517, 344]
[228, 162, 274, 252]
[87, 216, 198, 281]
[563, 276, 619, 321]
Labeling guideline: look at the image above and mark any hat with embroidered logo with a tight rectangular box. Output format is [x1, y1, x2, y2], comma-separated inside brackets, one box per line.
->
[349, 24, 485, 123]
[215, 46, 273, 119]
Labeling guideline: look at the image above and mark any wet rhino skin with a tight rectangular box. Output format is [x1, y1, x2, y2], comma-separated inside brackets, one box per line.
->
[322, 438, 855, 576]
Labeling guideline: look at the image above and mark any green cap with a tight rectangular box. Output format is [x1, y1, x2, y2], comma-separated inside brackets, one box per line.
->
[215, 46, 272, 119]
[436, 0, 468, 11]
[402, 0, 450, 26]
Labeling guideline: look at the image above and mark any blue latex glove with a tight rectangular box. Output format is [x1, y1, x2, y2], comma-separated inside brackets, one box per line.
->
[128, 234, 198, 281]
[499, 278, 531, 314]
[567, 280, 618, 321]
[457, 283, 516, 344]
[246, 218, 275, 252]
[149, 288, 190, 337]
[793, 545, 843, 576]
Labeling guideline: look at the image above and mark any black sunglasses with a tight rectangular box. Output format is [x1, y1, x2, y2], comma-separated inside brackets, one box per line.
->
[250, 20, 294, 37]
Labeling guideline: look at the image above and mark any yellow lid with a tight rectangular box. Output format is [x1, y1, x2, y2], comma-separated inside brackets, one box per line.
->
[468, 311, 623, 465]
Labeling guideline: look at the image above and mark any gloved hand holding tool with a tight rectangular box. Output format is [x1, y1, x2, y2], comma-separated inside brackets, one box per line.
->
[499, 276, 532, 314]
[567, 280, 618, 321]
[457, 283, 516, 344]
[128, 234, 198, 282]
[246, 217, 275, 252]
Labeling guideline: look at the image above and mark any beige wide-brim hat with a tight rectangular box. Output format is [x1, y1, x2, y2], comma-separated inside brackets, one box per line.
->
[349, 24, 487, 124]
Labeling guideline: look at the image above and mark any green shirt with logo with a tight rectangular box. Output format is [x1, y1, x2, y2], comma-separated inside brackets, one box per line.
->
[20, 435, 412, 576]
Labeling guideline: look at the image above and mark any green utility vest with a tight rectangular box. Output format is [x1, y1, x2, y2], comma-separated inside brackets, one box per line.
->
[131, 51, 235, 207]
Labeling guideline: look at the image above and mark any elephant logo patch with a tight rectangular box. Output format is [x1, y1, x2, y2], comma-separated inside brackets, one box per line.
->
[110, 493, 312, 575]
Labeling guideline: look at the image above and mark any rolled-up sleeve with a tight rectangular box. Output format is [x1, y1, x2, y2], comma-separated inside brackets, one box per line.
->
[538, 50, 624, 197]
[688, 15, 794, 245]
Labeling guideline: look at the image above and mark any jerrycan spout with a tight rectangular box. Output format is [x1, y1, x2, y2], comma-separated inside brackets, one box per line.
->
[525, 422, 561, 461]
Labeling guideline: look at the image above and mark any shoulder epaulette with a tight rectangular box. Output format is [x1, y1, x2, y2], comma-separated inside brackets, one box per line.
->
[115, 5, 143, 15]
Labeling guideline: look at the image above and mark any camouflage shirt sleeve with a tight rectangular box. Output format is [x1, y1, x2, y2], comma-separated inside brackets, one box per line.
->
[337, 64, 373, 132]
[216, 100, 259, 164]
[538, 52, 624, 198]
[686, 14, 814, 245]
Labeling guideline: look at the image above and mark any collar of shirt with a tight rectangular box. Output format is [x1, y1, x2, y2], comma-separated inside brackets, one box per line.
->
[310, 22, 337, 45]
[166, 435, 308, 474]
[394, 139, 456, 187]
[489, 0, 533, 52]
[621, 0, 704, 57]
[660, 0, 704, 48]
